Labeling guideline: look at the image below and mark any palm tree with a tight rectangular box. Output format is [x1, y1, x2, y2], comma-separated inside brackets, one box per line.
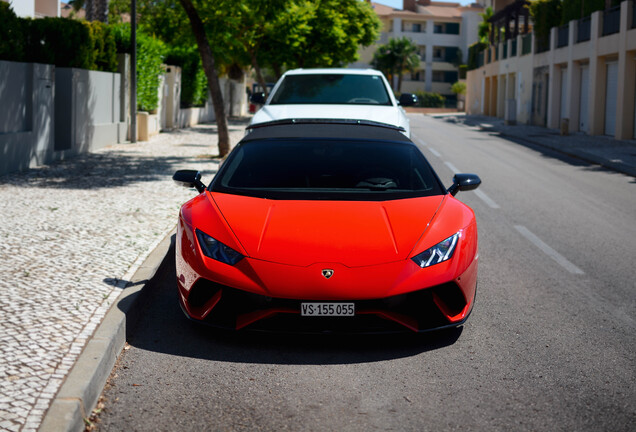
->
[371, 37, 419, 93]
[69, 0, 109, 22]
[478, 7, 493, 44]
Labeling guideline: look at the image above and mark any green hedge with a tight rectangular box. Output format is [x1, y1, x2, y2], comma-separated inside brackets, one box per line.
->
[0, 3, 25, 62]
[136, 31, 166, 112]
[165, 46, 208, 108]
[0, 4, 117, 72]
[414, 91, 445, 108]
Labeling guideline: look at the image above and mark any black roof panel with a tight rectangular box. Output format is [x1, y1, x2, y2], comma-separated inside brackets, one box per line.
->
[243, 119, 411, 143]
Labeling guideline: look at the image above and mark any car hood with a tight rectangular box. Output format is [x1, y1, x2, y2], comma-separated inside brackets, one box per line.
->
[251, 104, 408, 131]
[211, 193, 445, 267]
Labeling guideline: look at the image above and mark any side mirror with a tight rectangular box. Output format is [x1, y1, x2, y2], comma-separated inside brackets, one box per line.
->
[399, 93, 418, 107]
[447, 173, 481, 196]
[173, 170, 206, 193]
[249, 92, 265, 105]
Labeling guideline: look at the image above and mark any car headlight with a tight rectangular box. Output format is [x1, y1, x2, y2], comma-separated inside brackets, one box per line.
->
[196, 229, 244, 265]
[411, 233, 459, 268]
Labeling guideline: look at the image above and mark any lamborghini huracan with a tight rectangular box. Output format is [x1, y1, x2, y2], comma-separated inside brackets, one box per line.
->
[173, 120, 481, 333]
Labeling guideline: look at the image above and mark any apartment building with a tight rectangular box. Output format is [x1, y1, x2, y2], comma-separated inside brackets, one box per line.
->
[466, 0, 636, 140]
[355, 1, 483, 100]
[1, 0, 60, 17]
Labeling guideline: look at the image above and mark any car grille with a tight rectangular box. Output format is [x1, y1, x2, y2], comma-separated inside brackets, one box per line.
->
[185, 278, 468, 333]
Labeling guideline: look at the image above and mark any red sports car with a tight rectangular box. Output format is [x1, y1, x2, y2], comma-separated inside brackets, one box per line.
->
[173, 120, 481, 333]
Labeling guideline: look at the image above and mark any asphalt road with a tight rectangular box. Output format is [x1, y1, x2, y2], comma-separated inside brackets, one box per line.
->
[94, 115, 635, 431]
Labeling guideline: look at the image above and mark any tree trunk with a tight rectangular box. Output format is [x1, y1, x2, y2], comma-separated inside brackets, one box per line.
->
[250, 52, 269, 99]
[85, 0, 108, 23]
[178, 0, 230, 157]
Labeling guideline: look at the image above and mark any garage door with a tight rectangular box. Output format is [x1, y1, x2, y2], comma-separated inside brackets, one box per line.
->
[579, 65, 589, 133]
[604, 61, 618, 136]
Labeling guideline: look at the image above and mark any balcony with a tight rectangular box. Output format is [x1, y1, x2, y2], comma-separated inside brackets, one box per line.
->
[577, 17, 591, 42]
[521, 33, 532, 55]
[557, 24, 569, 48]
[602, 5, 620, 36]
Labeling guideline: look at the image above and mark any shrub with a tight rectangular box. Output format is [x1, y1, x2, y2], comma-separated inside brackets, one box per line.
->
[136, 32, 165, 112]
[467, 41, 487, 70]
[0, 3, 25, 62]
[414, 91, 445, 108]
[110, 22, 132, 54]
[451, 81, 466, 96]
[88, 21, 117, 72]
[25, 18, 93, 69]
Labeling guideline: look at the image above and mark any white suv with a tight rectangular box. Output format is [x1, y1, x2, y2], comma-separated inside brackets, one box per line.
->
[249, 68, 415, 137]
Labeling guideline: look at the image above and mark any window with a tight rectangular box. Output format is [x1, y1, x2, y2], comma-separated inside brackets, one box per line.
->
[432, 71, 458, 83]
[270, 74, 392, 106]
[213, 139, 444, 201]
[434, 22, 460, 35]
[403, 21, 425, 32]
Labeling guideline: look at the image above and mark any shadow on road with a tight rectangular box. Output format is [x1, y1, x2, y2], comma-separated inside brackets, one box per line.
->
[438, 115, 633, 178]
[122, 240, 463, 366]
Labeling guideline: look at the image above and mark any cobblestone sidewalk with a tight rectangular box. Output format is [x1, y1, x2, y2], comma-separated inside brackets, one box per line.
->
[0, 122, 246, 432]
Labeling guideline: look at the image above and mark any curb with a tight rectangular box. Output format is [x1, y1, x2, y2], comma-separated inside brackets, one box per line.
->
[38, 227, 175, 432]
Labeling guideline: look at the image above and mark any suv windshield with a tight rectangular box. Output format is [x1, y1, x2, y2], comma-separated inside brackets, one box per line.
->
[211, 139, 444, 201]
[269, 74, 392, 106]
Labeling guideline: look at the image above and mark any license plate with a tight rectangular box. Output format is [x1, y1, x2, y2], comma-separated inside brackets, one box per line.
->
[301, 303, 355, 317]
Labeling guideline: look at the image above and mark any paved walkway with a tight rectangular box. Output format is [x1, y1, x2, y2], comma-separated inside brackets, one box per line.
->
[0, 122, 246, 432]
[0, 114, 634, 432]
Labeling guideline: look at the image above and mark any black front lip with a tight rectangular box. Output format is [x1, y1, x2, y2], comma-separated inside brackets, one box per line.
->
[179, 280, 473, 334]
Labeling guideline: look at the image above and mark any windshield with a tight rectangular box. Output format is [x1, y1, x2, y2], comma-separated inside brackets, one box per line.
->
[211, 139, 444, 201]
[269, 74, 393, 106]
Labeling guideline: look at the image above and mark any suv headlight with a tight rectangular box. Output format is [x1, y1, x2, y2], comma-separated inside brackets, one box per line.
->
[411, 233, 459, 268]
[196, 229, 244, 265]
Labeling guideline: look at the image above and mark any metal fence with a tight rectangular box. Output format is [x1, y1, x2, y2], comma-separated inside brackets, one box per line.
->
[503, 43, 508, 59]
[511, 39, 517, 57]
[521, 33, 532, 55]
[602, 5, 621, 35]
[577, 16, 591, 42]
[557, 24, 569, 47]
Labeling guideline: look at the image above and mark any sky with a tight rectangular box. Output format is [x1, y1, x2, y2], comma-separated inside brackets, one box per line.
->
[373, 0, 476, 9]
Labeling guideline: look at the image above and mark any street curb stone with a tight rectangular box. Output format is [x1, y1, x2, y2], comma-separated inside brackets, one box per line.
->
[39, 227, 175, 432]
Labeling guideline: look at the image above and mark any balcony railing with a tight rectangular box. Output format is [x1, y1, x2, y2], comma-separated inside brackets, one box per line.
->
[511, 39, 517, 57]
[521, 33, 532, 55]
[536, 34, 551, 53]
[602, 5, 621, 36]
[503, 43, 508, 59]
[495, 45, 499, 60]
[487, 49, 491, 63]
[478, 51, 485, 68]
[577, 16, 591, 42]
[557, 24, 569, 47]
[633, 0, 636, 28]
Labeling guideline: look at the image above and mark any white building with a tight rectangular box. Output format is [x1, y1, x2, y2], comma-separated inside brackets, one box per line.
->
[466, 0, 636, 140]
[1, 0, 60, 17]
[356, 1, 483, 100]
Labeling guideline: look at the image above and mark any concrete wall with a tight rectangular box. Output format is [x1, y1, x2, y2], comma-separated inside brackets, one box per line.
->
[1, 55, 246, 174]
[54, 68, 126, 156]
[0, 61, 54, 175]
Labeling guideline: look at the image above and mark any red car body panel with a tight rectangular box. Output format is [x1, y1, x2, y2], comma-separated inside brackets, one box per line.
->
[176, 190, 478, 332]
